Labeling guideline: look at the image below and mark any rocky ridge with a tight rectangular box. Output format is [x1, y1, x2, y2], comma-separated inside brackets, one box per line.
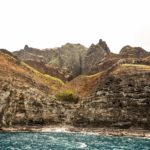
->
[14, 43, 87, 81]
[0, 40, 150, 130]
[13, 39, 111, 80]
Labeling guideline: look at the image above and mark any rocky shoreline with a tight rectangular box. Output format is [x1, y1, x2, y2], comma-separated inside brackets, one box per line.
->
[0, 42, 150, 141]
[1, 126, 150, 139]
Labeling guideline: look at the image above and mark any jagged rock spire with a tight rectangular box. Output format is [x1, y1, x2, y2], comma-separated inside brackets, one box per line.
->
[24, 45, 29, 50]
[98, 39, 110, 53]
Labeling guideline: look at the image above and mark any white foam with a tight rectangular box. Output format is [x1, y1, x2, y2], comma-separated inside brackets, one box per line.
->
[41, 127, 68, 133]
[78, 142, 87, 148]
[54, 128, 67, 132]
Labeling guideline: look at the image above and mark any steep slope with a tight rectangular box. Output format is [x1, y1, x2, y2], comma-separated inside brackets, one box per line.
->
[0, 50, 77, 127]
[13, 39, 111, 79]
[72, 62, 150, 129]
[13, 41, 150, 80]
[82, 39, 110, 74]
[89, 45, 150, 74]
[14, 45, 52, 63]
[46, 43, 87, 80]
[61, 72, 101, 98]
[1, 41, 150, 130]
[23, 60, 67, 81]
[14, 44, 87, 80]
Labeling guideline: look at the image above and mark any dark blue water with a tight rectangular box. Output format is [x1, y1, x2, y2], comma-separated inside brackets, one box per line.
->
[0, 132, 150, 150]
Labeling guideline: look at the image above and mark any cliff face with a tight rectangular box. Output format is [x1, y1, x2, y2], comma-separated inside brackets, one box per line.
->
[47, 43, 87, 80]
[86, 46, 150, 72]
[13, 39, 111, 79]
[23, 60, 67, 82]
[82, 39, 110, 74]
[1, 41, 150, 130]
[72, 63, 150, 129]
[14, 44, 87, 81]
[0, 50, 77, 126]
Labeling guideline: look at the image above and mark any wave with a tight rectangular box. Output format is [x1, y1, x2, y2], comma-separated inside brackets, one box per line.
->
[78, 142, 87, 148]
[41, 127, 68, 133]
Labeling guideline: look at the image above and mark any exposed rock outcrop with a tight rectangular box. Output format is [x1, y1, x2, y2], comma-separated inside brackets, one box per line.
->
[98, 39, 110, 53]
[72, 63, 150, 129]
[82, 39, 110, 74]
[13, 39, 111, 79]
[23, 60, 67, 81]
[0, 80, 77, 126]
[0, 51, 77, 127]
[14, 43, 87, 80]
[120, 46, 149, 58]
[1, 40, 150, 130]
[47, 43, 87, 80]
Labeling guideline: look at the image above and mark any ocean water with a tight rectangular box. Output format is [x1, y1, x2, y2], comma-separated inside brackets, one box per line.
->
[0, 132, 150, 150]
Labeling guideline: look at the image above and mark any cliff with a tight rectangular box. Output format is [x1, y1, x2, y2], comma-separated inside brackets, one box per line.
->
[14, 44, 87, 81]
[0, 40, 150, 130]
[0, 50, 77, 126]
[72, 60, 150, 129]
[13, 39, 111, 80]
[82, 39, 110, 74]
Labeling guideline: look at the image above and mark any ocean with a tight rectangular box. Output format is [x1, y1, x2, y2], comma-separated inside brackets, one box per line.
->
[0, 132, 150, 150]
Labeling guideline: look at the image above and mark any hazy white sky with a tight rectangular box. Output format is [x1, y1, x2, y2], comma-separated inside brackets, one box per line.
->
[0, 0, 150, 53]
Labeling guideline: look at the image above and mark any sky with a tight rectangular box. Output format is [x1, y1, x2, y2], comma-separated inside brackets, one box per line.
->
[0, 0, 150, 53]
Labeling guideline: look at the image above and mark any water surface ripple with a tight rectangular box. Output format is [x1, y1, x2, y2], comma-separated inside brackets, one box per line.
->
[0, 132, 150, 150]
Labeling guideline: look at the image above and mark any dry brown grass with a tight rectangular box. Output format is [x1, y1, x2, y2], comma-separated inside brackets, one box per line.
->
[112, 63, 150, 76]
[0, 52, 64, 93]
[61, 72, 102, 98]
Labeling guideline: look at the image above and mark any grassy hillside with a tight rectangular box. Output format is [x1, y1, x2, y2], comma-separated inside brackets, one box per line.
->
[0, 51, 64, 94]
[61, 72, 101, 98]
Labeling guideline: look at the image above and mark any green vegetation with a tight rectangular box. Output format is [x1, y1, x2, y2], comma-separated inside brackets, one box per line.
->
[21, 62, 64, 85]
[56, 90, 79, 103]
[43, 74, 64, 85]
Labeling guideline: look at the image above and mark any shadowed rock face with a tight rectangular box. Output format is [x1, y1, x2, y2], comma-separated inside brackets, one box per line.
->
[82, 39, 110, 74]
[13, 39, 112, 80]
[14, 44, 87, 81]
[23, 60, 67, 81]
[47, 43, 87, 80]
[98, 39, 110, 53]
[13, 41, 150, 80]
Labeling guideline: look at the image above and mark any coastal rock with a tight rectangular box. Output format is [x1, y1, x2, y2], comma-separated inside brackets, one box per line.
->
[72, 63, 150, 129]
[1, 41, 150, 131]
[0, 83, 78, 126]
[0, 51, 77, 127]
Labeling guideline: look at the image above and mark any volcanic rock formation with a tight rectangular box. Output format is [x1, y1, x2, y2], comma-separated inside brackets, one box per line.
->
[0, 40, 150, 130]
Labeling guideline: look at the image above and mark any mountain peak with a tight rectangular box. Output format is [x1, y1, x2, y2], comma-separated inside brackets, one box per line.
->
[98, 39, 110, 53]
[24, 45, 29, 50]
